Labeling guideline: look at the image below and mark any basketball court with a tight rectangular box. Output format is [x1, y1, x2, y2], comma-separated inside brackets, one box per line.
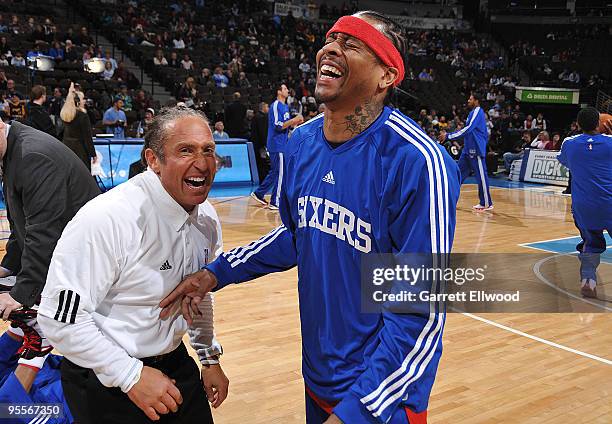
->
[0, 178, 609, 423]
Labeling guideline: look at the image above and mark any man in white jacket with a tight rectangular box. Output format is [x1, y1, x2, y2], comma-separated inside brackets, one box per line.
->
[39, 107, 228, 423]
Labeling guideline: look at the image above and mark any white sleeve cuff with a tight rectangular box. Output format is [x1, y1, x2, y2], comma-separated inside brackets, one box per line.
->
[120, 359, 144, 393]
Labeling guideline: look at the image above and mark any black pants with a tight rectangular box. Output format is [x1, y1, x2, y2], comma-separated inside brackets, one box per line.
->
[61, 343, 214, 424]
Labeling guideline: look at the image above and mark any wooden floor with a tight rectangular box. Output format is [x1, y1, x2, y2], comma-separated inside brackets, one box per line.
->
[2, 183, 611, 423]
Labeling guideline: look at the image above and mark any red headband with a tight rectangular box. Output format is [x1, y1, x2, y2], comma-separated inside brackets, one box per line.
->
[326, 16, 405, 86]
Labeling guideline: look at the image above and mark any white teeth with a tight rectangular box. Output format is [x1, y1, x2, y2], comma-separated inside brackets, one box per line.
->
[187, 177, 206, 182]
[321, 64, 343, 77]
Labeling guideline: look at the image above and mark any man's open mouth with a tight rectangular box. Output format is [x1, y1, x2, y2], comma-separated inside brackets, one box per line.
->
[319, 64, 344, 80]
[184, 177, 207, 188]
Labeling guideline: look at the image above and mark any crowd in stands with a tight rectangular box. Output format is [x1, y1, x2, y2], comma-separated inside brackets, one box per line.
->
[500, 23, 611, 88]
[0, 0, 606, 179]
[0, 6, 161, 136]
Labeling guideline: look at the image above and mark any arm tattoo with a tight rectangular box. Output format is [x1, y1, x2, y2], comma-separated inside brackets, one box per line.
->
[342, 101, 383, 138]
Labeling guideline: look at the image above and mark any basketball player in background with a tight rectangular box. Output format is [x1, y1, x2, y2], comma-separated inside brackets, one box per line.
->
[439, 93, 493, 211]
[557, 107, 612, 298]
[162, 12, 460, 424]
[250, 84, 303, 210]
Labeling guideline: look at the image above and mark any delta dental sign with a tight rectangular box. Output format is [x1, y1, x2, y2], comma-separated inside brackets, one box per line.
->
[515, 86, 580, 105]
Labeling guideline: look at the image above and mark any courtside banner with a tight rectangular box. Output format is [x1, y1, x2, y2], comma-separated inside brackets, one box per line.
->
[93, 139, 258, 188]
[360, 254, 610, 314]
[519, 149, 569, 186]
[515, 86, 579, 105]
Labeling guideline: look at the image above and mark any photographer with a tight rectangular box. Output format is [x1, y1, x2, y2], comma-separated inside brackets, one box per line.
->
[103, 97, 127, 138]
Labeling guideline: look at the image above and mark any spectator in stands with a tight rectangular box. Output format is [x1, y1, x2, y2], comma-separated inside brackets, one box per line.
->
[23, 85, 55, 137]
[530, 131, 552, 150]
[238, 72, 251, 88]
[523, 114, 534, 130]
[418, 68, 433, 82]
[533, 113, 547, 130]
[173, 33, 185, 49]
[168, 51, 180, 68]
[48, 41, 64, 62]
[503, 131, 531, 172]
[213, 67, 229, 88]
[132, 90, 151, 119]
[567, 120, 580, 136]
[82, 49, 93, 66]
[551, 132, 562, 150]
[213, 121, 229, 140]
[113, 61, 131, 85]
[0, 36, 10, 57]
[135, 107, 155, 138]
[116, 85, 133, 112]
[48, 87, 64, 131]
[298, 57, 311, 74]
[0, 54, 8, 67]
[0, 71, 6, 91]
[102, 61, 115, 80]
[181, 54, 194, 71]
[228, 57, 243, 76]
[7, 95, 25, 120]
[174, 78, 195, 104]
[76, 26, 94, 47]
[60, 83, 95, 170]
[104, 51, 117, 71]
[103, 97, 127, 138]
[198, 68, 212, 87]
[153, 49, 167, 66]
[10, 52, 25, 67]
[64, 40, 78, 62]
[224, 92, 247, 138]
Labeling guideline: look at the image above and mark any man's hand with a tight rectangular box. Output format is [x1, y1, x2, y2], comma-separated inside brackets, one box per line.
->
[292, 114, 304, 127]
[127, 366, 183, 421]
[0, 267, 12, 278]
[159, 269, 218, 325]
[0, 293, 22, 319]
[201, 364, 229, 408]
[438, 130, 447, 143]
[324, 414, 343, 423]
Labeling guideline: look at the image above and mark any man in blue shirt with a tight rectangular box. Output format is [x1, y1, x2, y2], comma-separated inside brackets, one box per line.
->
[439, 93, 493, 211]
[162, 11, 460, 424]
[251, 83, 303, 210]
[557, 107, 612, 298]
[102, 97, 127, 138]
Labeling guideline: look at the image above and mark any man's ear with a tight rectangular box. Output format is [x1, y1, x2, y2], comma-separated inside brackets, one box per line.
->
[144, 148, 161, 174]
[379, 66, 399, 91]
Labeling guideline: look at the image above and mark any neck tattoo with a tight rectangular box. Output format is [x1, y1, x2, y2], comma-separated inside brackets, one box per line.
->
[342, 101, 382, 138]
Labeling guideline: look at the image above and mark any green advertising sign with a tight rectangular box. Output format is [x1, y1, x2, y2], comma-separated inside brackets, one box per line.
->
[515, 87, 580, 104]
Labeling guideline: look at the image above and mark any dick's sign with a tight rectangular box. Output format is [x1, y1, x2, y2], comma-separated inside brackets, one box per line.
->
[520, 149, 569, 186]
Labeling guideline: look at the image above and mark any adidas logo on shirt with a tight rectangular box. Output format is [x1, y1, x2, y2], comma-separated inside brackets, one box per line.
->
[160, 260, 172, 271]
[322, 171, 335, 185]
